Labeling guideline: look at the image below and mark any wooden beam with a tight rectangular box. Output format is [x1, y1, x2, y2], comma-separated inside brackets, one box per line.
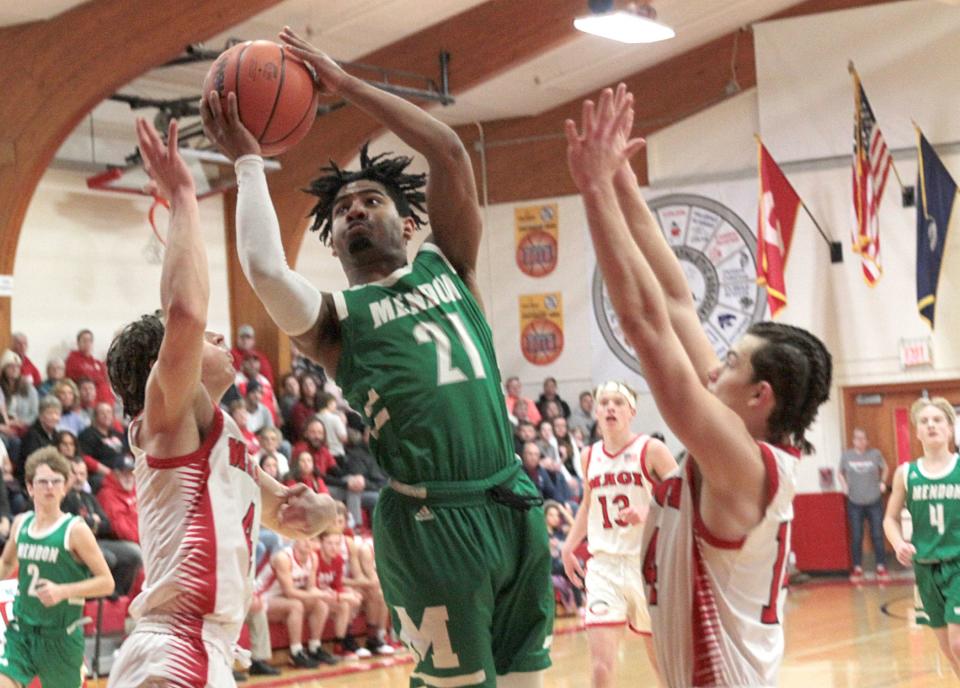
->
[453, 0, 902, 203]
[0, 0, 284, 350]
[224, 0, 587, 374]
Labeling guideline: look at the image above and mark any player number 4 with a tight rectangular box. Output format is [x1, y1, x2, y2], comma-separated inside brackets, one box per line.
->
[930, 503, 946, 535]
[413, 313, 486, 386]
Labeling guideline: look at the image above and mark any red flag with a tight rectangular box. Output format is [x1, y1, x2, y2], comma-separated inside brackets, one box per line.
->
[756, 141, 800, 317]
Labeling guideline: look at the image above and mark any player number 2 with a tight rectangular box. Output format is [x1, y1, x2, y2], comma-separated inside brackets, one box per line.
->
[930, 503, 946, 535]
[413, 313, 486, 386]
[26, 563, 40, 598]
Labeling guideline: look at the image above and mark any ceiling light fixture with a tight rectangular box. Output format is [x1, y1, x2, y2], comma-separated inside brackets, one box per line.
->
[574, 1, 675, 44]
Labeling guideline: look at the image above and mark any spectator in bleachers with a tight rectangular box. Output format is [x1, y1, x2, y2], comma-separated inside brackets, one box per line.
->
[259, 453, 281, 481]
[522, 441, 571, 504]
[1, 439, 27, 515]
[505, 376, 542, 425]
[54, 379, 90, 437]
[236, 353, 279, 425]
[537, 376, 571, 420]
[96, 455, 139, 545]
[0, 440, 9, 548]
[62, 458, 142, 596]
[58, 430, 109, 493]
[290, 373, 324, 442]
[37, 357, 66, 398]
[285, 451, 330, 495]
[514, 420, 537, 456]
[227, 400, 261, 456]
[553, 416, 582, 480]
[315, 531, 366, 659]
[257, 426, 289, 476]
[230, 324, 275, 386]
[11, 333, 41, 388]
[255, 538, 336, 668]
[242, 379, 274, 435]
[65, 329, 114, 405]
[541, 399, 564, 422]
[337, 428, 386, 530]
[332, 503, 393, 655]
[79, 402, 126, 470]
[537, 419, 559, 461]
[292, 418, 336, 477]
[19, 395, 61, 484]
[1, 349, 38, 437]
[318, 393, 348, 463]
[568, 390, 596, 440]
[76, 378, 99, 423]
[277, 373, 300, 429]
[544, 500, 581, 614]
[290, 341, 327, 388]
[0, 389, 20, 471]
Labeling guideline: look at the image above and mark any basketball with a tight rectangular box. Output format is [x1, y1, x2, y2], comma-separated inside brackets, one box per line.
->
[202, 40, 319, 156]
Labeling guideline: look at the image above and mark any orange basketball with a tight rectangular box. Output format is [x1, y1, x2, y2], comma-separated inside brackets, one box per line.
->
[202, 40, 319, 156]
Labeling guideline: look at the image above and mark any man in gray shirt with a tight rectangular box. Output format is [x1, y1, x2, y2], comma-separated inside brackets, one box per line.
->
[838, 428, 889, 582]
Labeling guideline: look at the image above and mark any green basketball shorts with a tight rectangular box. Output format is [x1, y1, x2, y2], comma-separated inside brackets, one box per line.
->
[913, 559, 960, 628]
[373, 465, 554, 687]
[0, 619, 86, 688]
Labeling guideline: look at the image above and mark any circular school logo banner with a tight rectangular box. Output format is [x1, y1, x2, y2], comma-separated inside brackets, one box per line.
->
[592, 193, 766, 375]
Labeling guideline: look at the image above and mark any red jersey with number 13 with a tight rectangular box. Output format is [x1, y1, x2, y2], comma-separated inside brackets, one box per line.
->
[641, 442, 799, 688]
[585, 434, 653, 556]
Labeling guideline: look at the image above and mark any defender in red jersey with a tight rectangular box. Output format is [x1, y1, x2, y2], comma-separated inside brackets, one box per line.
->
[566, 86, 832, 687]
[105, 119, 335, 688]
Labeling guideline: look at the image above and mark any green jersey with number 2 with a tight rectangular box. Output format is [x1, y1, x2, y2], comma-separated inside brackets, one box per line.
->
[332, 243, 515, 484]
[906, 455, 960, 563]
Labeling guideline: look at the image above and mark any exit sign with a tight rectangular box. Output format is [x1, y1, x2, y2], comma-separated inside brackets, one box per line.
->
[900, 337, 933, 369]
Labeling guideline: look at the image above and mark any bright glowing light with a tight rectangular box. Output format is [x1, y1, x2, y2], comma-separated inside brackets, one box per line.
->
[574, 9, 675, 44]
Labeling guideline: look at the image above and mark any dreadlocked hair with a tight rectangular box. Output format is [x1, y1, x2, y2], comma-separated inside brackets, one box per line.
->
[746, 322, 832, 454]
[304, 142, 427, 245]
[106, 312, 165, 419]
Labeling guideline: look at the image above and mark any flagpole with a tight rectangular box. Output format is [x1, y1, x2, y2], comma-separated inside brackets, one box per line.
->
[849, 60, 907, 193]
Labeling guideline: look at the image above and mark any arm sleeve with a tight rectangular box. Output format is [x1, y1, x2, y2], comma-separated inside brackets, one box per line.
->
[234, 155, 323, 337]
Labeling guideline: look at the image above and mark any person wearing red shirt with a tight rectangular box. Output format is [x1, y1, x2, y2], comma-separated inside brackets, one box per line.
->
[285, 451, 329, 495]
[291, 419, 335, 476]
[314, 531, 365, 659]
[65, 329, 115, 405]
[505, 376, 542, 426]
[230, 324, 275, 386]
[97, 456, 139, 544]
[11, 333, 41, 389]
[235, 354, 279, 425]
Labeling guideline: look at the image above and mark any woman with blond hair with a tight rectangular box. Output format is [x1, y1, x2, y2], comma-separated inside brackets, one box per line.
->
[884, 396, 960, 678]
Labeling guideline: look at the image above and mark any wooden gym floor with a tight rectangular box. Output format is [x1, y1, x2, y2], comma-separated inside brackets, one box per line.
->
[90, 578, 957, 687]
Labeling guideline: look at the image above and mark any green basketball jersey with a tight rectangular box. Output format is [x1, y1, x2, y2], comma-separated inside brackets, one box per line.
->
[905, 455, 960, 563]
[13, 512, 90, 628]
[332, 243, 515, 484]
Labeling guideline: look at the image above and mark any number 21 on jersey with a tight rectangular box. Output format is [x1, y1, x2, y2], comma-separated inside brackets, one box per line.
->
[413, 313, 486, 386]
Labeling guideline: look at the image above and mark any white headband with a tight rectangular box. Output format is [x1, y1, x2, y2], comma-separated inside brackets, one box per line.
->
[594, 381, 637, 411]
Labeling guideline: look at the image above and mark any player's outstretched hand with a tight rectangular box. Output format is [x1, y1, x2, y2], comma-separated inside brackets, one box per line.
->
[561, 543, 586, 590]
[564, 84, 646, 193]
[201, 91, 261, 161]
[278, 483, 337, 538]
[34, 579, 64, 607]
[136, 118, 195, 200]
[278, 26, 349, 95]
[894, 541, 916, 566]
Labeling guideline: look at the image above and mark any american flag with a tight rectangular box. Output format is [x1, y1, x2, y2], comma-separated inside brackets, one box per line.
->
[852, 74, 892, 286]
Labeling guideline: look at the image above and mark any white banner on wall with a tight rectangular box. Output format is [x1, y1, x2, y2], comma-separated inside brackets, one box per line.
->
[587, 176, 766, 391]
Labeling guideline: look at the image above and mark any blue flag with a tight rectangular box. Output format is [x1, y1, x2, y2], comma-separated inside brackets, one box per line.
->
[916, 131, 958, 328]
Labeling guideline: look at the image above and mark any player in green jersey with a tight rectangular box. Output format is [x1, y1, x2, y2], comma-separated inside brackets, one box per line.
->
[202, 26, 553, 688]
[0, 447, 114, 688]
[884, 396, 960, 678]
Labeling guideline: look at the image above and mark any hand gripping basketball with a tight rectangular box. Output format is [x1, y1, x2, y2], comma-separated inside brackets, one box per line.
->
[201, 91, 261, 161]
[278, 26, 349, 95]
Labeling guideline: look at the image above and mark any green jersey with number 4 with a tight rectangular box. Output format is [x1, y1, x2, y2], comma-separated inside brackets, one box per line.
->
[906, 455, 960, 563]
[332, 243, 515, 484]
[12, 512, 90, 628]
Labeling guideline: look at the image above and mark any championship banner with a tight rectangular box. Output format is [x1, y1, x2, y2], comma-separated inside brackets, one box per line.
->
[519, 293, 564, 365]
[514, 203, 559, 277]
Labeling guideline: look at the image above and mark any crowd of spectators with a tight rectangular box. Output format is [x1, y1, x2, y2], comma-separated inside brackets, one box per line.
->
[0, 325, 389, 609]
